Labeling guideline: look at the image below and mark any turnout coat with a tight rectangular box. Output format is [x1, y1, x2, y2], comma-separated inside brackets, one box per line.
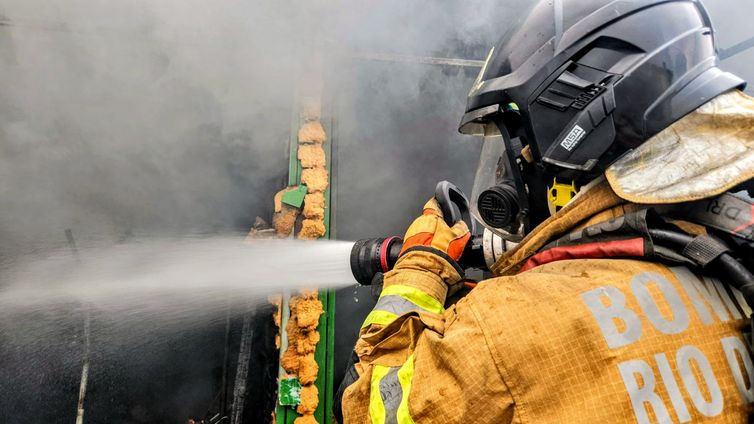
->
[341, 181, 753, 423]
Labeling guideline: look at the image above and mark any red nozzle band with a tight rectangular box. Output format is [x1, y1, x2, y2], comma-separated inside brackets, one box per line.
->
[380, 236, 400, 273]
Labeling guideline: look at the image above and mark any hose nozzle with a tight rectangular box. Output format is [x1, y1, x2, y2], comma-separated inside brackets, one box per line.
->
[349, 233, 493, 285]
[349, 237, 403, 285]
[350, 180, 498, 285]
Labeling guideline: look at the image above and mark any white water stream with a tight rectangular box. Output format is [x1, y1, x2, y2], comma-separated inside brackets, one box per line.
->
[0, 237, 356, 321]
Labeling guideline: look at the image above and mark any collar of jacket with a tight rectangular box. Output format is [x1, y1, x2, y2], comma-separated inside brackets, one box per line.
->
[491, 179, 627, 276]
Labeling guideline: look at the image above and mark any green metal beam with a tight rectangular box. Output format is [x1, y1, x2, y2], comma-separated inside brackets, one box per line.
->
[288, 91, 303, 188]
[276, 89, 302, 424]
[278, 86, 336, 424]
[315, 96, 335, 423]
[323, 88, 337, 424]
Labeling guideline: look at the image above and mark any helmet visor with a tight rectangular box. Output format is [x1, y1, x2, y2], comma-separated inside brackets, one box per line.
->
[469, 125, 525, 240]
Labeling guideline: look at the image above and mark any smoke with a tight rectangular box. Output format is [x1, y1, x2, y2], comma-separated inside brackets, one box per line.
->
[0, 1, 297, 259]
[705, 0, 754, 94]
[0, 0, 514, 264]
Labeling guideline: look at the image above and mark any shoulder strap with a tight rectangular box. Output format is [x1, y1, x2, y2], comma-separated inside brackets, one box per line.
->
[665, 193, 754, 242]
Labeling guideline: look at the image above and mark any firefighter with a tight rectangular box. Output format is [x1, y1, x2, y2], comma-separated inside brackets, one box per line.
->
[337, 0, 754, 422]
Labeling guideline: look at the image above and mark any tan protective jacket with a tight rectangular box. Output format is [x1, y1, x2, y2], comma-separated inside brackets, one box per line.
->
[341, 181, 754, 423]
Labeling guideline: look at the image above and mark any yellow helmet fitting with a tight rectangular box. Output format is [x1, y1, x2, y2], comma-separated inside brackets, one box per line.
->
[547, 178, 578, 215]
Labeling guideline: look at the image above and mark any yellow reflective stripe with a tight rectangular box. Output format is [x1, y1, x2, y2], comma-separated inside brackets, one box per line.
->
[361, 286, 443, 329]
[397, 354, 416, 424]
[369, 365, 391, 424]
[362, 310, 398, 329]
[380, 285, 444, 314]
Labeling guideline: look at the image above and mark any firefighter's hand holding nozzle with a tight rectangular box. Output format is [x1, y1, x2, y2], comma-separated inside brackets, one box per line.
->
[350, 180, 493, 289]
[401, 198, 471, 262]
[351, 197, 475, 305]
[350, 181, 505, 292]
[386, 198, 472, 299]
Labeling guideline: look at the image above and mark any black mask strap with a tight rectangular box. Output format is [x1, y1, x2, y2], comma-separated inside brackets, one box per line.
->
[490, 114, 531, 233]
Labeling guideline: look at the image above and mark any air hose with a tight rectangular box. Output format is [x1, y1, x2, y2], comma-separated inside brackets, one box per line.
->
[648, 228, 754, 310]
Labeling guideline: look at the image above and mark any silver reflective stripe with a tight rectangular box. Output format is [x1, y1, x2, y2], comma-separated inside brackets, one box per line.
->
[379, 367, 402, 424]
[370, 356, 417, 424]
[374, 295, 432, 316]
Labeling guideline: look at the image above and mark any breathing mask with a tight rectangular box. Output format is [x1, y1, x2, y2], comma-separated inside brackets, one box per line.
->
[468, 110, 527, 241]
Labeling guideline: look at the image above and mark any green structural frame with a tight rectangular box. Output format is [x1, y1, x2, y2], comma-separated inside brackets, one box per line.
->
[276, 90, 337, 424]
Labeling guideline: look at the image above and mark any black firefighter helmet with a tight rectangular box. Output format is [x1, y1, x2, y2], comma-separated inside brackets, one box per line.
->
[460, 0, 746, 238]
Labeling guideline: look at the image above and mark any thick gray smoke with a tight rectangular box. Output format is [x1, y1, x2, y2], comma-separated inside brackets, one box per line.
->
[706, 1, 754, 90]
[0, 1, 307, 260]
[0, 0, 515, 263]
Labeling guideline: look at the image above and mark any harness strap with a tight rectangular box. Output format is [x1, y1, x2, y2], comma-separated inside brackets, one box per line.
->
[664, 193, 754, 242]
[682, 235, 731, 267]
